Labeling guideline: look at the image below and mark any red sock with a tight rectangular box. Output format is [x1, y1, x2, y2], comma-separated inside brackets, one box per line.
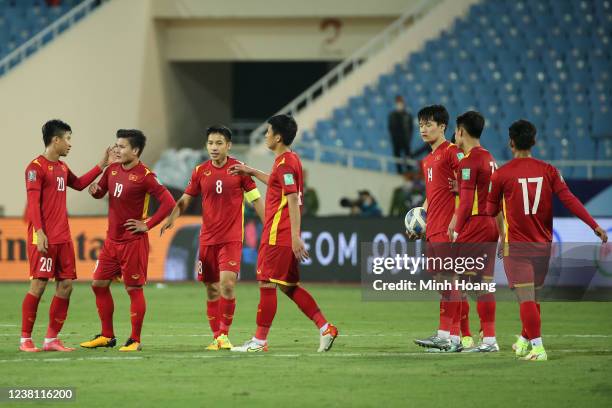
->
[477, 294, 496, 338]
[46, 296, 69, 339]
[451, 301, 461, 336]
[285, 286, 327, 329]
[460, 299, 471, 337]
[21, 293, 41, 338]
[255, 287, 277, 341]
[219, 297, 236, 336]
[519, 301, 541, 340]
[439, 290, 460, 332]
[92, 286, 114, 338]
[206, 299, 220, 337]
[128, 288, 146, 343]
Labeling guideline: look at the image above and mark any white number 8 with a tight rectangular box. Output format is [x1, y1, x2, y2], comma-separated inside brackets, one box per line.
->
[215, 180, 223, 194]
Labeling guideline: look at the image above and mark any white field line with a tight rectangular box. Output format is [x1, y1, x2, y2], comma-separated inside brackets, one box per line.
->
[0, 356, 143, 363]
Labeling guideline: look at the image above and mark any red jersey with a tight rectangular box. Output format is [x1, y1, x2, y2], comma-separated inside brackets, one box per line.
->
[421, 140, 462, 239]
[184, 157, 260, 245]
[261, 151, 303, 247]
[454, 146, 497, 234]
[94, 162, 175, 242]
[487, 157, 598, 243]
[25, 155, 102, 244]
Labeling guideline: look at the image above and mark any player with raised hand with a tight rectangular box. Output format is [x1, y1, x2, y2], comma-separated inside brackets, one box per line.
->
[451, 111, 503, 352]
[487, 120, 607, 361]
[228, 114, 338, 353]
[80, 129, 175, 352]
[160, 125, 265, 351]
[21, 119, 111, 352]
[411, 105, 465, 352]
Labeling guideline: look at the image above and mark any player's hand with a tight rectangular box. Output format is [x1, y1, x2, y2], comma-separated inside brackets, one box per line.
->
[36, 229, 48, 254]
[405, 230, 424, 241]
[496, 235, 505, 259]
[98, 146, 114, 169]
[228, 164, 253, 176]
[448, 178, 458, 193]
[89, 182, 101, 196]
[124, 219, 149, 234]
[160, 219, 174, 237]
[595, 227, 608, 243]
[447, 214, 457, 241]
[292, 235, 309, 262]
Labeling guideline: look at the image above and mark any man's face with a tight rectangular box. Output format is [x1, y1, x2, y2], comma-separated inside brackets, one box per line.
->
[54, 132, 72, 157]
[115, 137, 139, 164]
[454, 126, 465, 149]
[419, 119, 445, 145]
[206, 133, 230, 161]
[264, 124, 281, 150]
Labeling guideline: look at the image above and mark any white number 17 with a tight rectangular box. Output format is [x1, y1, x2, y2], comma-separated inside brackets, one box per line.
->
[518, 177, 543, 215]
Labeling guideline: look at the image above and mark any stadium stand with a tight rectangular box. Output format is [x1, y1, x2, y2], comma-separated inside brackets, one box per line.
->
[292, 0, 612, 178]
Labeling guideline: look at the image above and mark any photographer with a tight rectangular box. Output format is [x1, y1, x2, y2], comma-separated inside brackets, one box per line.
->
[340, 190, 382, 217]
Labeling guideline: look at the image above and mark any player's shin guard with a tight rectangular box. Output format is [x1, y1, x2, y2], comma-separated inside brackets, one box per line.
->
[477, 293, 496, 338]
[46, 296, 69, 339]
[92, 286, 115, 338]
[219, 297, 236, 336]
[21, 292, 41, 338]
[128, 288, 146, 343]
[285, 286, 327, 329]
[206, 299, 220, 337]
[519, 301, 541, 340]
[255, 287, 277, 341]
[460, 299, 472, 337]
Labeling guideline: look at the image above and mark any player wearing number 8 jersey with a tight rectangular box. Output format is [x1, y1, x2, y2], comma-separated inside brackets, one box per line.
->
[161, 125, 265, 351]
[228, 114, 338, 353]
[80, 130, 175, 352]
[487, 119, 608, 361]
[21, 119, 112, 353]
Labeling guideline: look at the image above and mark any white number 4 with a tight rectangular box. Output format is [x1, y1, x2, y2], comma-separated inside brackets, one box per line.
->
[518, 177, 543, 215]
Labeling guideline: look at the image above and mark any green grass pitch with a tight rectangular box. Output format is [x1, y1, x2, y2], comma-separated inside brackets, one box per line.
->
[1, 282, 611, 407]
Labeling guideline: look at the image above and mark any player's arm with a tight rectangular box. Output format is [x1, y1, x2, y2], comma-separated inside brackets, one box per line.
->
[25, 164, 47, 254]
[452, 175, 475, 241]
[286, 192, 309, 262]
[242, 175, 265, 223]
[495, 211, 505, 242]
[422, 198, 428, 211]
[551, 167, 608, 242]
[229, 163, 269, 185]
[125, 174, 176, 234]
[160, 193, 194, 236]
[485, 171, 502, 216]
[67, 146, 112, 191]
[89, 167, 110, 199]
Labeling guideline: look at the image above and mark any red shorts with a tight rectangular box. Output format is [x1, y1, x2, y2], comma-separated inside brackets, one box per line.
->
[93, 236, 149, 286]
[27, 241, 76, 280]
[456, 217, 498, 280]
[425, 232, 451, 274]
[197, 242, 242, 283]
[256, 243, 299, 286]
[503, 255, 550, 289]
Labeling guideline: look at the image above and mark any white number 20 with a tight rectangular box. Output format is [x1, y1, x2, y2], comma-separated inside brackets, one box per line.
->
[518, 177, 543, 215]
[39, 257, 53, 272]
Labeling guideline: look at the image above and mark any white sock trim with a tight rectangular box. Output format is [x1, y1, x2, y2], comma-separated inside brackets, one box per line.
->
[319, 323, 329, 335]
[437, 330, 451, 339]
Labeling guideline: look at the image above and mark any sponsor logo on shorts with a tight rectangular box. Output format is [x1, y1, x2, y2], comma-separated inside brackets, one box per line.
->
[229, 261, 237, 266]
[131, 274, 140, 279]
[256, 269, 262, 275]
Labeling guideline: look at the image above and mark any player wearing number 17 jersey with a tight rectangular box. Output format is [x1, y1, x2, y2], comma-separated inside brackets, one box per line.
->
[229, 114, 338, 353]
[80, 130, 175, 352]
[21, 119, 111, 352]
[160, 125, 265, 351]
[487, 120, 608, 361]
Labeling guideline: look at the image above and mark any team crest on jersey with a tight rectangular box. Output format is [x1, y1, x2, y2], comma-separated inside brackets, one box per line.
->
[61, 165, 67, 172]
[111, 170, 117, 176]
[129, 174, 138, 181]
[27, 170, 36, 182]
[462, 168, 471, 180]
[457, 152, 465, 160]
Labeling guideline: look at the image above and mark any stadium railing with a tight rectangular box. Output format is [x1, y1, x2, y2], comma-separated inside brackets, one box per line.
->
[0, 0, 108, 77]
[248, 0, 441, 147]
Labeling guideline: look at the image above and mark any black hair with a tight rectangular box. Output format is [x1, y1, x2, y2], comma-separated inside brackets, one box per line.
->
[417, 105, 449, 132]
[456, 111, 485, 138]
[116, 129, 146, 157]
[42, 119, 71, 146]
[206, 125, 232, 142]
[268, 114, 298, 146]
[508, 119, 536, 150]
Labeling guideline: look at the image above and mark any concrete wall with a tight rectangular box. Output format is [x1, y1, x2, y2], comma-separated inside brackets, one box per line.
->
[0, 0, 169, 216]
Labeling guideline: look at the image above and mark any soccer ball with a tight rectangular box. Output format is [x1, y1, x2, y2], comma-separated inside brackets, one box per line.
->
[404, 207, 426, 235]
